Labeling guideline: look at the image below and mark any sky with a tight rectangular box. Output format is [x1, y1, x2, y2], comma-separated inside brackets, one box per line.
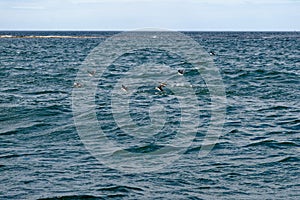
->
[0, 0, 299, 31]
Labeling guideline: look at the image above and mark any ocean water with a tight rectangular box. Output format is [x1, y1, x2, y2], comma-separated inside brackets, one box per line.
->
[0, 31, 299, 199]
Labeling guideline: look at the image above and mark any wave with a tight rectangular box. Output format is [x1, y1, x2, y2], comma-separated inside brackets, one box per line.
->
[245, 140, 299, 149]
[38, 195, 105, 200]
[277, 156, 299, 163]
[97, 185, 143, 192]
[0, 35, 106, 39]
[38, 186, 144, 200]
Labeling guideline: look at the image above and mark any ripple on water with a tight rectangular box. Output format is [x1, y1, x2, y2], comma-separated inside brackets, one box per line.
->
[0, 31, 299, 199]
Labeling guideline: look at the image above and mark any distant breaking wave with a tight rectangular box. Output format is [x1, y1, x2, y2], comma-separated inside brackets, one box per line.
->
[0, 34, 106, 39]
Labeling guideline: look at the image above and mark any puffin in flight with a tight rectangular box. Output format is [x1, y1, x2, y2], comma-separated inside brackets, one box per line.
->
[155, 83, 167, 92]
[121, 85, 128, 92]
[178, 69, 184, 75]
[73, 82, 83, 88]
[88, 70, 96, 77]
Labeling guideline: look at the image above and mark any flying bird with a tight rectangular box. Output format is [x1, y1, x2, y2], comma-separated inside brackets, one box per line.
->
[88, 70, 96, 77]
[155, 83, 167, 92]
[178, 69, 184, 75]
[209, 51, 216, 56]
[121, 85, 128, 92]
[73, 82, 83, 88]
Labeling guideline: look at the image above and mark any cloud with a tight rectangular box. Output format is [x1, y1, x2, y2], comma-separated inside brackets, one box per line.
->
[3, 0, 300, 8]
[68, 0, 153, 4]
[67, 0, 300, 4]
[187, 0, 300, 5]
[12, 6, 45, 10]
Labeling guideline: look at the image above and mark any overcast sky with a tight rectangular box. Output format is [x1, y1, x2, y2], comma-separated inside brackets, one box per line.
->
[0, 0, 299, 31]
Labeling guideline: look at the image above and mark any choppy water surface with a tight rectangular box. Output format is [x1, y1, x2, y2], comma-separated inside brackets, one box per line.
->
[0, 31, 299, 199]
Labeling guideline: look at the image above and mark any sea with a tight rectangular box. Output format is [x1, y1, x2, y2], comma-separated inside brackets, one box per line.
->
[0, 31, 299, 199]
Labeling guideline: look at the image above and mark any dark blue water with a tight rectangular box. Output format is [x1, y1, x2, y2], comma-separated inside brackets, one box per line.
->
[0, 31, 299, 199]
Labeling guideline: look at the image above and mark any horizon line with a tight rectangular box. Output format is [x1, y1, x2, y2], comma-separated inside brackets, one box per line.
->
[0, 29, 299, 32]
